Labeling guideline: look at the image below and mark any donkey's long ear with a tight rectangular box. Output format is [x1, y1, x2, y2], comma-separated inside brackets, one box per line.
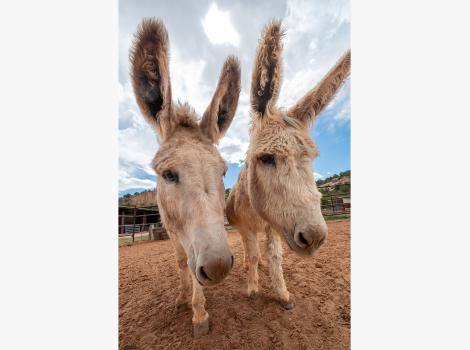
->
[250, 20, 284, 117]
[130, 18, 172, 141]
[288, 50, 351, 126]
[200, 56, 241, 144]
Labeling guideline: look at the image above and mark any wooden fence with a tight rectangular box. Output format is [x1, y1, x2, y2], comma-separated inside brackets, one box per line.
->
[119, 192, 350, 244]
[118, 206, 168, 244]
[320, 193, 351, 216]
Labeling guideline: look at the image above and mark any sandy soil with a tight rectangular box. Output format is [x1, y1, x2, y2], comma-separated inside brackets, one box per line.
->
[119, 220, 350, 350]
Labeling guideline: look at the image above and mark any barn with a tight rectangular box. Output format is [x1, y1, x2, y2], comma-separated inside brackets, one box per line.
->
[118, 206, 167, 242]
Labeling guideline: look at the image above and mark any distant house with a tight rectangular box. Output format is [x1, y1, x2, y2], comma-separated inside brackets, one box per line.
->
[341, 196, 351, 212]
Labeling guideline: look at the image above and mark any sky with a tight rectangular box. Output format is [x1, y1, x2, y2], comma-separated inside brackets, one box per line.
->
[119, 0, 350, 196]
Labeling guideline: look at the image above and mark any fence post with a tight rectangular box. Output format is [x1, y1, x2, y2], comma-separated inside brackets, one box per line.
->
[120, 210, 125, 235]
[142, 213, 147, 240]
[132, 207, 136, 243]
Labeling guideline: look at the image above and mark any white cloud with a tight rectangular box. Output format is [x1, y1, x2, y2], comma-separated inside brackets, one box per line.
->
[119, 122, 156, 176]
[284, 0, 350, 52]
[217, 136, 249, 166]
[279, 68, 323, 108]
[170, 48, 210, 115]
[119, 175, 155, 192]
[279, 0, 350, 126]
[278, 62, 350, 127]
[119, 82, 158, 192]
[218, 90, 251, 165]
[118, 0, 350, 192]
[314, 172, 324, 180]
[202, 3, 240, 47]
[324, 79, 351, 129]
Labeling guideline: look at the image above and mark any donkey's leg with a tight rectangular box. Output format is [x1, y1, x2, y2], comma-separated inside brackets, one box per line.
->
[171, 239, 191, 313]
[190, 274, 210, 338]
[257, 232, 265, 267]
[240, 230, 260, 297]
[265, 226, 294, 310]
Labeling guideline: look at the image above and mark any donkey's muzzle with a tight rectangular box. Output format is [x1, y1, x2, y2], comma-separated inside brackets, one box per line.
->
[196, 253, 233, 286]
[292, 223, 328, 256]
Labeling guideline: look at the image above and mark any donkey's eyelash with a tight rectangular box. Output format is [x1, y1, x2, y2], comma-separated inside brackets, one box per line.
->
[259, 154, 276, 166]
[161, 170, 179, 183]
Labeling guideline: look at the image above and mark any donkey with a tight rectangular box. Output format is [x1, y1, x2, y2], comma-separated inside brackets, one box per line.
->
[129, 18, 241, 337]
[226, 20, 350, 309]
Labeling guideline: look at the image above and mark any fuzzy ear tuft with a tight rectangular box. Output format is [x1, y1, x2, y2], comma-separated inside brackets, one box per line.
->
[129, 17, 172, 140]
[250, 20, 284, 117]
[200, 55, 241, 144]
[288, 50, 351, 126]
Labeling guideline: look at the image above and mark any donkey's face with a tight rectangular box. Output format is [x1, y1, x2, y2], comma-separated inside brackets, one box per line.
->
[247, 21, 351, 256]
[247, 114, 325, 256]
[130, 18, 241, 285]
[153, 130, 232, 286]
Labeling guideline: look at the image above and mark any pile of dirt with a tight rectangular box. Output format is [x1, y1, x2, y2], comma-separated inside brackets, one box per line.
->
[119, 220, 350, 350]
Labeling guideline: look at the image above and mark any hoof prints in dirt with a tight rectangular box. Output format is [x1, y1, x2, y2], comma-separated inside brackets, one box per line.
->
[119, 220, 350, 350]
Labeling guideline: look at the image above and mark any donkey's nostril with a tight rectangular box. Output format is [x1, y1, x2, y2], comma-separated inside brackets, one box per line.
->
[197, 255, 232, 284]
[230, 255, 234, 268]
[294, 230, 315, 249]
[199, 266, 211, 281]
[298, 232, 312, 246]
[293, 227, 327, 252]
[318, 234, 326, 247]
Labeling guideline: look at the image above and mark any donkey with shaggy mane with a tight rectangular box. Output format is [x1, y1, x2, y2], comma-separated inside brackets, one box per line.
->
[226, 20, 350, 309]
[130, 18, 241, 337]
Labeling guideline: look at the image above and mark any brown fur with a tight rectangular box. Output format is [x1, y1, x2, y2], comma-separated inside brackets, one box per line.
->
[226, 20, 350, 307]
[129, 18, 241, 337]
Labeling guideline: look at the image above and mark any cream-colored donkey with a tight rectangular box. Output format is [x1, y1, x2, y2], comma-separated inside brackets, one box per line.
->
[226, 20, 350, 309]
[129, 18, 241, 337]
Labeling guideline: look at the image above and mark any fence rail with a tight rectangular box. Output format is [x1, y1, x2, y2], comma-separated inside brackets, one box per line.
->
[119, 192, 350, 244]
[320, 193, 350, 216]
[118, 206, 165, 244]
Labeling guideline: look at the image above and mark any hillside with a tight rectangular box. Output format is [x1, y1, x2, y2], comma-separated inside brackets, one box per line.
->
[317, 170, 350, 192]
[119, 170, 351, 207]
[119, 189, 157, 207]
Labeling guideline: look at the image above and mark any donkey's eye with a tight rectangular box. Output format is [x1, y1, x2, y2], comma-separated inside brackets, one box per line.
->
[162, 170, 179, 183]
[259, 153, 276, 166]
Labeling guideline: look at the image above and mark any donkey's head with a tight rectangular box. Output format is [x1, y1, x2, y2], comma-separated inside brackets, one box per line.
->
[247, 21, 350, 256]
[130, 18, 240, 285]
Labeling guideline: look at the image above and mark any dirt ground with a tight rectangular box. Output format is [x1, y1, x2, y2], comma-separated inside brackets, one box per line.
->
[119, 220, 350, 350]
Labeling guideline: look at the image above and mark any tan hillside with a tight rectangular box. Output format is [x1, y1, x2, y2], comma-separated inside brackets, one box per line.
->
[316, 170, 351, 191]
[119, 170, 350, 206]
[120, 189, 157, 207]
